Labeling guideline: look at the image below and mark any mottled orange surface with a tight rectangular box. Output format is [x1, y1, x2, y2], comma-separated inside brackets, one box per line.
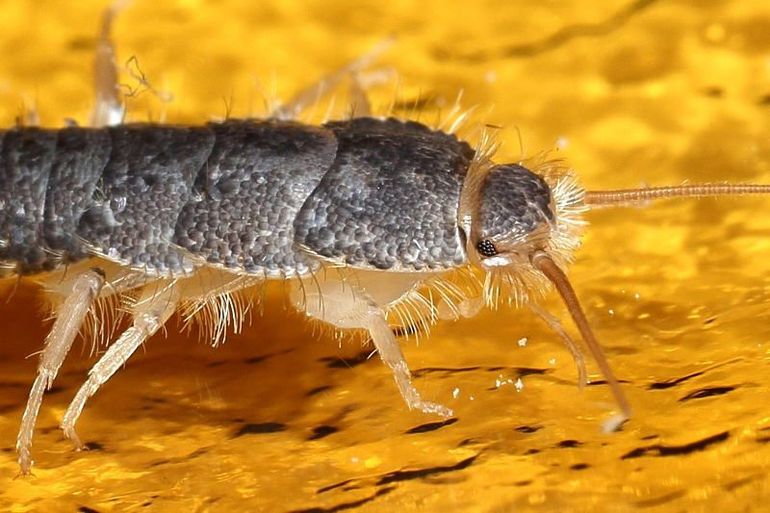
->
[1, 0, 769, 511]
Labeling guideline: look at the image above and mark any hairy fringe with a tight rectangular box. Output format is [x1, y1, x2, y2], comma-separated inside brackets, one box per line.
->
[179, 275, 263, 347]
[483, 159, 588, 310]
[81, 292, 125, 356]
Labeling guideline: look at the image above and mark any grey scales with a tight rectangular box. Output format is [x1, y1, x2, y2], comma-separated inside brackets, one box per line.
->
[0, 128, 58, 272]
[173, 120, 337, 277]
[294, 117, 476, 271]
[77, 124, 215, 275]
[0, 117, 560, 277]
[478, 164, 554, 244]
[43, 128, 112, 266]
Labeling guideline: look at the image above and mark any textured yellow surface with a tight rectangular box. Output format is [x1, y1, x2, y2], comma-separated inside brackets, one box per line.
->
[1, 0, 770, 511]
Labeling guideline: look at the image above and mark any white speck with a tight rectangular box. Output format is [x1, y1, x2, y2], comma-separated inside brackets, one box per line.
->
[548, 358, 557, 366]
[482, 255, 512, 268]
[555, 136, 570, 149]
[517, 337, 528, 347]
[469, 395, 475, 401]
[452, 387, 460, 399]
[494, 374, 516, 389]
[104, 105, 125, 126]
[514, 378, 524, 392]
[111, 194, 127, 214]
[634, 292, 641, 300]
[608, 308, 615, 316]
[351, 456, 360, 464]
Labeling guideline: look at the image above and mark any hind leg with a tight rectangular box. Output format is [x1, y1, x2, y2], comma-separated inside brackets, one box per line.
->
[58, 269, 258, 449]
[271, 38, 394, 120]
[16, 268, 105, 475]
[16, 259, 144, 475]
[90, 0, 129, 127]
[291, 268, 452, 417]
[60, 279, 179, 449]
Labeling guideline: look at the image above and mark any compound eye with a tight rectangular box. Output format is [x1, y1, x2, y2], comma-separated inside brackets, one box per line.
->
[476, 239, 498, 257]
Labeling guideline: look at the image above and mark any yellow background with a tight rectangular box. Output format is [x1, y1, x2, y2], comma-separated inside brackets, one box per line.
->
[0, 0, 769, 511]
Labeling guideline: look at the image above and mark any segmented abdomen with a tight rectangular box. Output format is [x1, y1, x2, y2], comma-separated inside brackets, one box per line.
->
[173, 121, 337, 277]
[0, 118, 474, 278]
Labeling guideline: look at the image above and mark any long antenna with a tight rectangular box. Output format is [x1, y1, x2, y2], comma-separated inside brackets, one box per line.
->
[584, 183, 770, 208]
[531, 251, 632, 429]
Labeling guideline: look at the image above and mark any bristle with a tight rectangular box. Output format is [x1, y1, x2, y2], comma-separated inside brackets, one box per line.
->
[446, 105, 478, 135]
[179, 274, 261, 347]
[544, 170, 589, 266]
[434, 91, 464, 132]
[81, 291, 124, 356]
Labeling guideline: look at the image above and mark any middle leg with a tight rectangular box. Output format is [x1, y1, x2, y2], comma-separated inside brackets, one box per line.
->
[60, 279, 180, 448]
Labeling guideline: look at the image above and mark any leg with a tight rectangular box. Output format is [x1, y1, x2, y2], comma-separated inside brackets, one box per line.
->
[528, 303, 588, 388]
[347, 71, 372, 118]
[271, 37, 394, 120]
[367, 311, 452, 417]
[90, 0, 129, 127]
[16, 268, 105, 475]
[291, 268, 452, 417]
[21, 96, 40, 127]
[60, 279, 179, 449]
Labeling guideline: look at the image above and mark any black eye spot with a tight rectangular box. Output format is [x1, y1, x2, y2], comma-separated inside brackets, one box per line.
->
[476, 239, 498, 257]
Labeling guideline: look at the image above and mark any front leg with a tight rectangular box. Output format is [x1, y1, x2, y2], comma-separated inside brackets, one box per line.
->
[366, 310, 453, 417]
[290, 268, 452, 417]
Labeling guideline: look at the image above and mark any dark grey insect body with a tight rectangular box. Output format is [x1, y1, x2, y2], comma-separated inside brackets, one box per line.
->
[0, 117, 552, 279]
[295, 118, 475, 271]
